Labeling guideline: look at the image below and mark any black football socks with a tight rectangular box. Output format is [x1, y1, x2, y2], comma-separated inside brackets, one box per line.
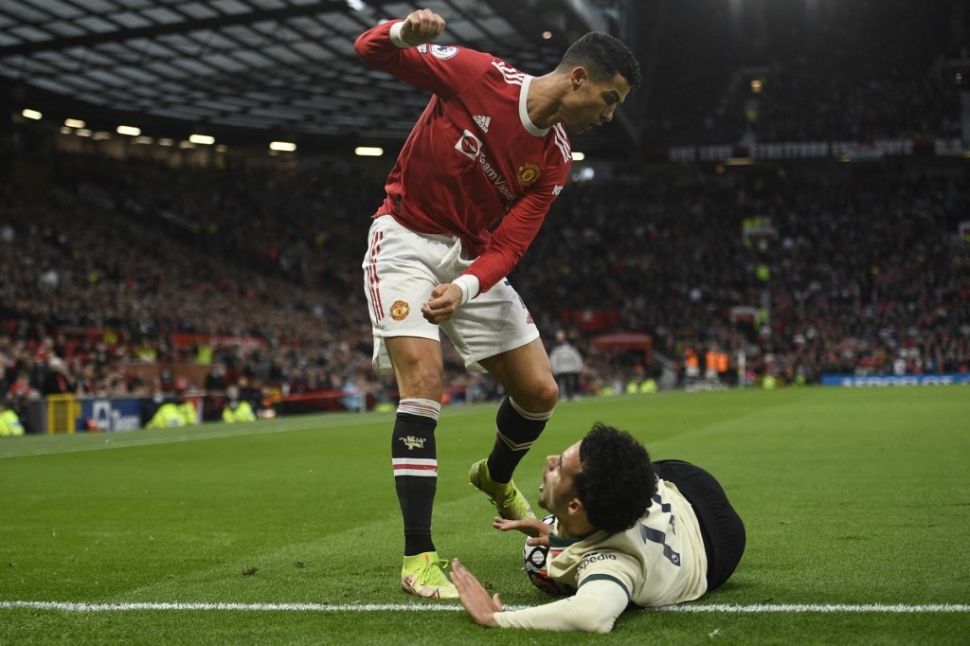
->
[486, 396, 552, 484]
[392, 398, 440, 556]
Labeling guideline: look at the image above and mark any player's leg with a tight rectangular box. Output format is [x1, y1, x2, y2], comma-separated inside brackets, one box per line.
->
[387, 336, 444, 560]
[384, 336, 457, 598]
[441, 279, 557, 520]
[362, 216, 456, 598]
[473, 339, 558, 517]
[654, 460, 746, 591]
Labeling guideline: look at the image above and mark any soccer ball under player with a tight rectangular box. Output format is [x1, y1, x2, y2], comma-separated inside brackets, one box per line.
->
[522, 515, 576, 596]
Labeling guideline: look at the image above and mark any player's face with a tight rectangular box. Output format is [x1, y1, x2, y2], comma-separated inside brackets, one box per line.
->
[563, 70, 631, 135]
[538, 440, 583, 513]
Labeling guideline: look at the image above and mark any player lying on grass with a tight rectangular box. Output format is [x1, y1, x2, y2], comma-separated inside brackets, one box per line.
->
[450, 423, 746, 632]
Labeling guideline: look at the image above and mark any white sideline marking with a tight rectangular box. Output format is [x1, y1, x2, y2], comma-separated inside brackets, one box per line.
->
[653, 604, 970, 613]
[0, 601, 466, 612]
[1, 601, 968, 613]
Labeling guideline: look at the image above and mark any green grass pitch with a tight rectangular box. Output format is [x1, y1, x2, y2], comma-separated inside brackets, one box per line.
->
[1, 386, 968, 644]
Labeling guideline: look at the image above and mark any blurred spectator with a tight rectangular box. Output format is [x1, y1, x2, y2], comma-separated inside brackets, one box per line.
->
[6, 371, 39, 401]
[41, 357, 74, 395]
[222, 384, 257, 423]
[0, 401, 25, 437]
[549, 330, 584, 401]
[341, 377, 364, 412]
[146, 384, 197, 429]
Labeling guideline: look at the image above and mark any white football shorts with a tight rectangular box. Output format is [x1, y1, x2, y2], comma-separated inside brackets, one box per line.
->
[362, 215, 539, 373]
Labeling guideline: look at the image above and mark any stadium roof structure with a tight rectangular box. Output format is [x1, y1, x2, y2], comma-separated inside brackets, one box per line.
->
[0, 0, 638, 155]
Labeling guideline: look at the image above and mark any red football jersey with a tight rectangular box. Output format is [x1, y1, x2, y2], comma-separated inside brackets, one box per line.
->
[355, 20, 572, 292]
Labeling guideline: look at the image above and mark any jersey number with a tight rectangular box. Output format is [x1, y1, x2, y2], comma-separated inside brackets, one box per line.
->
[638, 494, 682, 567]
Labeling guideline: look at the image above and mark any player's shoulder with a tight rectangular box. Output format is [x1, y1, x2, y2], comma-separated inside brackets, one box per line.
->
[487, 55, 527, 87]
[574, 530, 639, 564]
[576, 549, 625, 571]
[414, 41, 492, 67]
[545, 121, 572, 167]
[655, 477, 694, 509]
[573, 544, 640, 589]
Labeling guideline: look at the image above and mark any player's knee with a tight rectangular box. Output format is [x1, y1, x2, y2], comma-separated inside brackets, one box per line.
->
[528, 378, 559, 412]
[399, 364, 443, 400]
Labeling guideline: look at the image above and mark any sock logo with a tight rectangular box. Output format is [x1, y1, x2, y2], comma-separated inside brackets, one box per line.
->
[399, 435, 426, 450]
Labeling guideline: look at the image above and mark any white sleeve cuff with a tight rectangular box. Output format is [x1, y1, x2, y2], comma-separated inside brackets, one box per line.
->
[453, 274, 481, 305]
[389, 21, 411, 48]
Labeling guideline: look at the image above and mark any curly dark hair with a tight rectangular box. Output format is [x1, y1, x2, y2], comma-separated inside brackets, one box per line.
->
[575, 423, 656, 535]
[557, 32, 642, 89]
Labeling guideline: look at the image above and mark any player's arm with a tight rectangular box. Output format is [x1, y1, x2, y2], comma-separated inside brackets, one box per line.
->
[421, 196, 546, 322]
[465, 163, 572, 293]
[451, 558, 629, 633]
[493, 517, 553, 539]
[494, 579, 629, 633]
[424, 174, 567, 323]
[354, 9, 488, 98]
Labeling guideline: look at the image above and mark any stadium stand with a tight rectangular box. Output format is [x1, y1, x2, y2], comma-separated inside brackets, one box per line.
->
[2, 147, 967, 430]
[1, 0, 968, 431]
[519, 163, 969, 390]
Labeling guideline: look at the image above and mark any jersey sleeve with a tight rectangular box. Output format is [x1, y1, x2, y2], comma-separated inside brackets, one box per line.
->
[493, 578, 628, 633]
[353, 20, 491, 99]
[464, 159, 572, 292]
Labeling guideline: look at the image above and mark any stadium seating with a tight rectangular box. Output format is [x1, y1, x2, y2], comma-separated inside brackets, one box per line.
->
[3, 148, 966, 421]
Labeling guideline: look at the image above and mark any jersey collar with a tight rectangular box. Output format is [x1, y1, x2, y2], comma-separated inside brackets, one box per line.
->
[519, 75, 549, 138]
[549, 532, 582, 549]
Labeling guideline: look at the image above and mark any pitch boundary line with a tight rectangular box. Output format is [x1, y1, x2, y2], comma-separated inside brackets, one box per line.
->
[655, 603, 970, 613]
[2, 601, 968, 614]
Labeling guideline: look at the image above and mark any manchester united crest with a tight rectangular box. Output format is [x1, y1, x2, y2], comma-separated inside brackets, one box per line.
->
[517, 162, 541, 187]
[390, 300, 410, 321]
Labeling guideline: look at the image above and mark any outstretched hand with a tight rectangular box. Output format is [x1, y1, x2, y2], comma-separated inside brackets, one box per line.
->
[400, 9, 447, 46]
[450, 558, 501, 628]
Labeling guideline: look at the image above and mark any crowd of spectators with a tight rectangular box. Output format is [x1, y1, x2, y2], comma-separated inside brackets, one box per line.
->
[519, 163, 969, 389]
[1, 1, 967, 437]
[2, 146, 967, 426]
[0, 153, 381, 428]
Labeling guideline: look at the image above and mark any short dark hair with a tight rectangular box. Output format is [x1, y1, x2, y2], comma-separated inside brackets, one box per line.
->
[575, 423, 656, 535]
[557, 32, 642, 89]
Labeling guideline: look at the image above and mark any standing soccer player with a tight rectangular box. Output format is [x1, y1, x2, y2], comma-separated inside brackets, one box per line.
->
[355, 8, 641, 599]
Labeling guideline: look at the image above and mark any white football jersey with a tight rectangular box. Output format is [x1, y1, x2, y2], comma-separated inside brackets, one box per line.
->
[546, 477, 708, 607]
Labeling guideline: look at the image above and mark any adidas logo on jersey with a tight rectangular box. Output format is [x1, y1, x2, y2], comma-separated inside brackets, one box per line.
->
[473, 115, 491, 133]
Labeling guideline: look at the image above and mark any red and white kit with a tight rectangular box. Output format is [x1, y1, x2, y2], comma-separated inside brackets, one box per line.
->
[356, 20, 573, 370]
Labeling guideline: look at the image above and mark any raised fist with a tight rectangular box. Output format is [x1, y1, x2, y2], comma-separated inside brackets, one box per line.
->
[400, 9, 446, 46]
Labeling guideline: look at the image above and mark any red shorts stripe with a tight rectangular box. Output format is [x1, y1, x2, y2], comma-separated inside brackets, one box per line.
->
[368, 230, 385, 321]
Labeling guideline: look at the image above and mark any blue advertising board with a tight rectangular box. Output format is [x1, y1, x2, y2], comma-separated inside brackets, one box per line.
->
[78, 397, 144, 431]
[821, 373, 970, 387]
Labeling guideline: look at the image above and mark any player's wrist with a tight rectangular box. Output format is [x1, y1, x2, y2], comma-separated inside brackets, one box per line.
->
[389, 21, 411, 48]
[453, 274, 480, 305]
